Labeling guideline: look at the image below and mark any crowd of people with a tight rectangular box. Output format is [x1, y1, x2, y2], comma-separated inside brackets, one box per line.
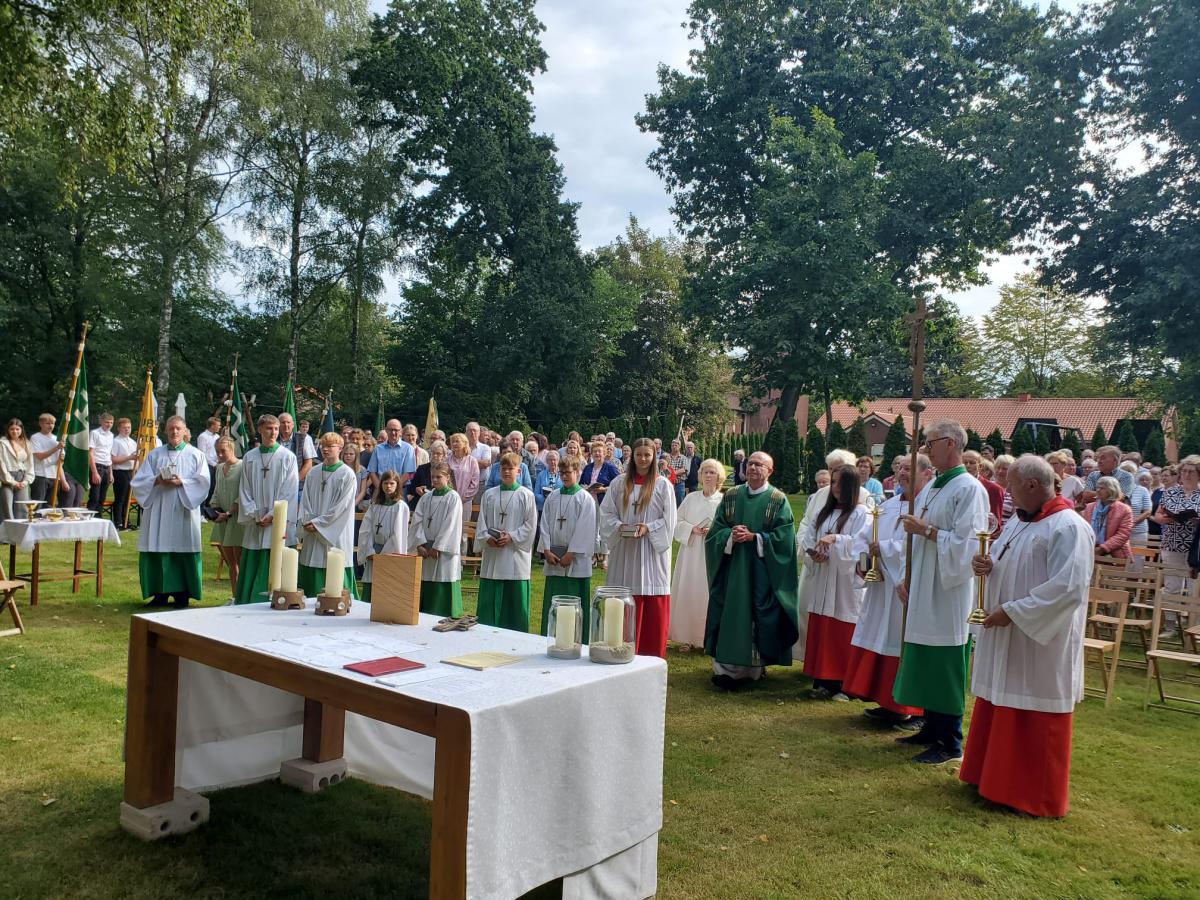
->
[7, 404, 1192, 822]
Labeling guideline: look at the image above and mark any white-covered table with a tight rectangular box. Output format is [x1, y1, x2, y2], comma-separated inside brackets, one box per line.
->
[122, 603, 666, 899]
[1, 518, 120, 605]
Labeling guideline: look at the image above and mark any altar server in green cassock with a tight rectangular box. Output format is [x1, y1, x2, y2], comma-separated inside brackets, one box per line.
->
[413, 462, 463, 616]
[297, 432, 359, 598]
[539, 454, 595, 641]
[236, 414, 299, 603]
[359, 470, 408, 603]
[475, 452, 538, 631]
[893, 419, 990, 765]
[132, 415, 210, 608]
[704, 451, 799, 690]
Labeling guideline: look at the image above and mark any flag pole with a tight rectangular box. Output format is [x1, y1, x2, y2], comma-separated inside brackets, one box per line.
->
[51, 321, 90, 508]
[900, 296, 929, 647]
[124, 366, 154, 528]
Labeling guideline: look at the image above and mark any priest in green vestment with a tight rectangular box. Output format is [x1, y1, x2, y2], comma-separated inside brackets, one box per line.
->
[704, 451, 799, 690]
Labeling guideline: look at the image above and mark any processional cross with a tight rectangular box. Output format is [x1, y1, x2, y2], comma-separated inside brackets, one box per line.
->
[900, 295, 931, 647]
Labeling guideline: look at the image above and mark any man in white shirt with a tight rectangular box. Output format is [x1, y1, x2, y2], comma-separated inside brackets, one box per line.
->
[110, 418, 139, 529]
[278, 413, 316, 483]
[87, 412, 115, 513]
[465, 421, 493, 474]
[196, 416, 221, 505]
[30, 413, 65, 504]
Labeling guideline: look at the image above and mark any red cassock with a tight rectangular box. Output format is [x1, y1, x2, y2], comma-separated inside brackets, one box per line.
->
[634, 594, 670, 658]
[842, 645, 923, 716]
[960, 698, 1073, 818]
[803, 613, 856, 681]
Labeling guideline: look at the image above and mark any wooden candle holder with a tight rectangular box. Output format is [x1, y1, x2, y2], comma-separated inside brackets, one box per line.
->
[315, 589, 352, 617]
[370, 553, 423, 626]
[270, 589, 305, 610]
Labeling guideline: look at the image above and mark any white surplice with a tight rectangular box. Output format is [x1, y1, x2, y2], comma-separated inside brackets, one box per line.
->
[669, 489, 722, 645]
[297, 463, 357, 569]
[475, 486, 538, 580]
[359, 501, 410, 584]
[238, 445, 299, 550]
[800, 505, 869, 623]
[905, 472, 990, 646]
[971, 508, 1094, 712]
[540, 488, 596, 580]
[413, 489, 463, 582]
[131, 443, 210, 553]
[849, 494, 908, 656]
[599, 475, 676, 595]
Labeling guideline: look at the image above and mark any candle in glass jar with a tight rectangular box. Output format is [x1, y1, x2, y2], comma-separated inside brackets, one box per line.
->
[280, 547, 299, 593]
[268, 499, 288, 591]
[324, 548, 345, 596]
[604, 597, 624, 647]
[554, 604, 577, 650]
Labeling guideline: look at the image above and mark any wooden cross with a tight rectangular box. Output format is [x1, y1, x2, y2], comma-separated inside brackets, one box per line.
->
[901, 293, 931, 649]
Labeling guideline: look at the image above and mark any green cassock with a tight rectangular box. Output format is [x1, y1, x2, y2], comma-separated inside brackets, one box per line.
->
[703, 485, 800, 667]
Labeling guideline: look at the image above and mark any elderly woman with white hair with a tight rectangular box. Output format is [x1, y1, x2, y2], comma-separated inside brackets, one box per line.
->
[669, 458, 725, 646]
[1080, 476, 1132, 560]
[1154, 455, 1200, 603]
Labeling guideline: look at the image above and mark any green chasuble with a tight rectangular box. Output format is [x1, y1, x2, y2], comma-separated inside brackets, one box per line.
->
[139, 552, 203, 601]
[297, 565, 361, 600]
[703, 484, 799, 667]
[477, 578, 531, 632]
[421, 581, 463, 617]
[541, 575, 593, 642]
[235, 548, 271, 604]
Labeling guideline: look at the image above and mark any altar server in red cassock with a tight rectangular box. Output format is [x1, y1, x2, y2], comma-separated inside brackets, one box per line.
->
[961, 454, 1093, 818]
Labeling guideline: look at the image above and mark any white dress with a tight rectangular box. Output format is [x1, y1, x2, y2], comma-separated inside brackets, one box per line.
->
[669, 489, 722, 645]
[238, 445, 300, 550]
[540, 488, 596, 580]
[972, 509, 1094, 712]
[849, 495, 908, 657]
[413, 489, 463, 582]
[599, 475, 677, 595]
[800, 505, 869, 624]
[131, 444, 210, 553]
[297, 463, 357, 569]
[359, 501, 410, 584]
[475, 486, 538, 580]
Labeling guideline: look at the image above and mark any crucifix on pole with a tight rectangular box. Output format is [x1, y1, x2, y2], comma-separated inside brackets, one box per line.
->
[901, 294, 930, 643]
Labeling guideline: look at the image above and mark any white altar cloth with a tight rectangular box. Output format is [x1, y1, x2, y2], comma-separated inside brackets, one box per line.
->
[0, 518, 120, 551]
[156, 604, 666, 899]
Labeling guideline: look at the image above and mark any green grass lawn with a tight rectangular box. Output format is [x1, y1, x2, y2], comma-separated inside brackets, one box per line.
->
[2, 511, 1199, 899]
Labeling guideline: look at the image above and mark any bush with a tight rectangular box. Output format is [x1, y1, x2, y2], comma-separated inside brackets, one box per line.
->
[1143, 428, 1167, 466]
[879, 416, 908, 479]
[966, 429, 983, 452]
[1091, 424, 1108, 451]
[986, 428, 1006, 454]
[779, 419, 802, 493]
[1062, 430, 1082, 464]
[848, 417, 869, 457]
[805, 424, 826, 493]
[1010, 424, 1035, 456]
[827, 420, 848, 452]
[1116, 419, 1139, 453]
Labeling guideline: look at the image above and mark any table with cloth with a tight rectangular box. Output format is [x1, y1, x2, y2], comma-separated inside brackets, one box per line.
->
[1, 518, 120, 605]
[122, 603, 666, 899]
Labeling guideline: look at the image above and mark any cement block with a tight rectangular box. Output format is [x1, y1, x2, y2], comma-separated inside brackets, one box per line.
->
[119, 789, 209, 841]
[279, 757, 348, 793]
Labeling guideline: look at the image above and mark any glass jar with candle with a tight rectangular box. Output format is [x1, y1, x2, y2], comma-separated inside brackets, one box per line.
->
[588, 585, 635, 664]
[546, 595, 582, 660]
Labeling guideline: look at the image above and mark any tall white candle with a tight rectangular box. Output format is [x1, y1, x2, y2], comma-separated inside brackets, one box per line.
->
[268, 499, 288, 591]
[554, 605, 578, 650]
[280, 547, 299, 593]
[604, 597, 624, 647]
[324, 548, 345, 596]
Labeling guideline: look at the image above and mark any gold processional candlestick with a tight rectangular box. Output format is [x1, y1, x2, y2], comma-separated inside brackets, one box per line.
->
[968, 513, 1000, 625]
[864, 498, 883, 583]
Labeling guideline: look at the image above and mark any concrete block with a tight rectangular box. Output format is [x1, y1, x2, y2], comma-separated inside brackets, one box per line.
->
[119, 789, 209, 841]
[279, 757, 348, 793]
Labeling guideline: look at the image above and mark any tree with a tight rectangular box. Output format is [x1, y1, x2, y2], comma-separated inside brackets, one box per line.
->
[778, 420, 802, 494]
[979, 274, 1093, 396]
[827, 421, 848, 452]
[804, 424, 826, 494]
[866, 298, 989, 399]
[762, 419, 784, 465]
[879, 417, 909, 479]
[1091, 424, 1109, 450]
[1143, 428, 1167, 466]
[1116, 420, 1140, 454]
[1035, 427, 1052, 456]
[966, 429, 983, 452]
[847, 418, 869, 458]
[1011, 424, 1035, 457]
[986, 428, 1007, 454]
[1063, 430, 1083, 463]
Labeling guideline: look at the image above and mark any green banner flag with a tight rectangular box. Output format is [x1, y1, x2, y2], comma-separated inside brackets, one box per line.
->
[63, 357, 90, 486]
[375, 390, 384, 435]
[283, 378, 297, 420]
[230, 373, 250, 453]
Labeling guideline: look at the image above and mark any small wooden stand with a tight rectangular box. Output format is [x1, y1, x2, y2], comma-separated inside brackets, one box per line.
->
[270, 589, 305, 611]
[315, 589, 351, 617]
[370, 553, 423, 626]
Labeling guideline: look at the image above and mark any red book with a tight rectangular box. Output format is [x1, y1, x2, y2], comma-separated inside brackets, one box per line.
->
[343, 657, 425, 677]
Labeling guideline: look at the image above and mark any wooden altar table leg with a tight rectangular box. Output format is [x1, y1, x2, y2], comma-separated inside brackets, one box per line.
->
[72, 540, 83, 593]
[430, 706, 471, 900]
[301, 699, 345, 763]
[123, 617, 179, 809]
[96, 539, 104, 597]
[30, 544, 39, 606]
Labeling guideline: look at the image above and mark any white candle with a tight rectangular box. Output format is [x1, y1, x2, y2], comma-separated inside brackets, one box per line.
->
[324, 548, 345, 596]
[268, 499, 288, 591]
[280, 547, 299, 593]
[554, 605, 577, 650]
[604, 597, 624, 647]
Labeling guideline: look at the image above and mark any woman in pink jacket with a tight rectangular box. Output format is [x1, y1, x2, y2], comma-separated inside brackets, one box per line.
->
[1081, 475, 1133, 559]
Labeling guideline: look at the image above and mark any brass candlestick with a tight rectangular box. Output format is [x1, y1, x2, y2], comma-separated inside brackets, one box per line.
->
[968, 514, 1000, 625]
[864, 498, 883, 583]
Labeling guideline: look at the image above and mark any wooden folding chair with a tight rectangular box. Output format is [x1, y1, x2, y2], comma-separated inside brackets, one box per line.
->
[0, 558, 26, 638]
[1084, 587, 1128, 706]
[1092, 567, 1158, 663]
[460, 520, 482, 579]
[1144, 568, 1200, 714]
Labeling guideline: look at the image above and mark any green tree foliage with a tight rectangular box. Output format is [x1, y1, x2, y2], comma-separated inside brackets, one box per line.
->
[1035, 427, 1052, 456]
[1142, 428, 1167, 466]
[778, 419, 802, 493]
[879, 417, 909, 479]
[847, 418, 869, 458]
[804, 424, 826, 493]
[1063, 430, 1083, 463]
[966, 429, 983, 452]
[866, 298, 988, 399]
[1011, 424, 1035, 457]
[986, 428, 1007, 454]
[827, 421, 848, 452]
[1116, 420, 1140, 453]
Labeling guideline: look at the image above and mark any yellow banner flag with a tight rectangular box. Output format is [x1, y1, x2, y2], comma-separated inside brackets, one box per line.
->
[136, 368, 158, 458]
[424, 396, 439, 439]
